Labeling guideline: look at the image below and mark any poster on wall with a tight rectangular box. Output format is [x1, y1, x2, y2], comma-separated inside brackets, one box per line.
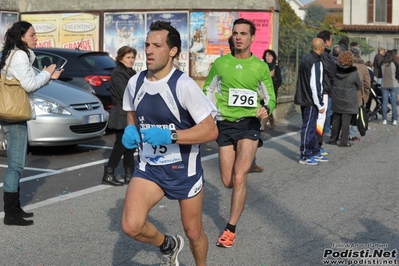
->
[190, 11, 238, 78]
[189, 11, 273, 79]
[206, 11, 238, 56]
[60, 13, 99, 50]
[21, 13, 100, 50]
[240, 12, 272, 59]
[103, 12, 146, 72]
[146, 12, 189, 74]
[21, 14, 60, 48]
[0, 12, 19, 50]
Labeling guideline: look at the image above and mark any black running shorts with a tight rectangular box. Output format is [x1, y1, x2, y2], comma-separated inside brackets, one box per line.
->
[216, 117, 262, 147]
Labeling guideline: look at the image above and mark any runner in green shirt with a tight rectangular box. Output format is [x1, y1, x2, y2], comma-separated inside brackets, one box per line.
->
[203, 18, 276, 248]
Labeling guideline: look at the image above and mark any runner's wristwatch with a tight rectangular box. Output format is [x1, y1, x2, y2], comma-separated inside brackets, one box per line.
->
[171, 130, 178, 144]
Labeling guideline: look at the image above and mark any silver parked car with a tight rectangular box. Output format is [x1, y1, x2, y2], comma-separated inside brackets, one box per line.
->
[0, 67, 109, 153]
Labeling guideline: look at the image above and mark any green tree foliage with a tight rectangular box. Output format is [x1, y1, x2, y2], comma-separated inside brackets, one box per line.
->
[353, 38, 374, 55]
[320, 14, 343, 35]
[278, 0, 315, 87]
[304, 4, 327, 27]
[278, 0, 308, 65]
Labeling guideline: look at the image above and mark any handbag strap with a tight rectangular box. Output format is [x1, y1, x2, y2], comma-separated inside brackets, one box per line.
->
[1, 50, 19, 85]
[4, 50, 19, 75]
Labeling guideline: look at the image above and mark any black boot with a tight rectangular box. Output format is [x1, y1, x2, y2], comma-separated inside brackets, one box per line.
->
[101, 167, 124, 186]
[124, 167, 133, 184]
[18, 187, 34, 218]
[3, 192, 34, 226]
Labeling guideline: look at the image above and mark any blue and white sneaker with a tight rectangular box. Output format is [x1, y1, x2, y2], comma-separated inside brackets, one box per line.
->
[314, 152, 329, 162]
[299, 156, 319, 166]
[319, 148, 330, 156]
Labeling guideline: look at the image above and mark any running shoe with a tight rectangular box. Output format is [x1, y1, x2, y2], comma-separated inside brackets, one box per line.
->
[216, 229, 235, 248]
[298, 156, 319, 166]
[314, 153, 329, 162]
[382, 120, 387, 125]
[319, 148, 330, 156]
[160, 235, 184, 266]
[393, 120, 397, 126]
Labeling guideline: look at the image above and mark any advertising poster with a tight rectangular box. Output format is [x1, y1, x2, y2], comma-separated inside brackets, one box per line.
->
[103, 12, 146, 72]
[189, 12, 210, 78]
[0, 12, 18, 51]
[206, 11, 238, 56]
[190, 11, 238, 79]
[240, 12, 272, 59]
[60, 13, 99, 51]
[21, 14, 60, 48]
[146, 12, 189, 74]
[191, 11, 273, 78]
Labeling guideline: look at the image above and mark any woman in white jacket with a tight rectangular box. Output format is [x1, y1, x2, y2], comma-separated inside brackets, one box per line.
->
[0, 21, 63, 226]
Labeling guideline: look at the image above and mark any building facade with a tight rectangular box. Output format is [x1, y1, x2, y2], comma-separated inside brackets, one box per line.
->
[342, 0, 399, 61]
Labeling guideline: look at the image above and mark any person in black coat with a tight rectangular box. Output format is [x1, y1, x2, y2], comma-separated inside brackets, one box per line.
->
[102, 46, 137, 186]
[327, 51, 362, 147]
[261, 49, 282, 130]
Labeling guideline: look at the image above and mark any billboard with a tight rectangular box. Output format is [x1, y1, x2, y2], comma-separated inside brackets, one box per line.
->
[189, 11, 273, 78]
[21, 13, 100, 50]
[104, 12, 146, 72]
[0, 12, 18, 51]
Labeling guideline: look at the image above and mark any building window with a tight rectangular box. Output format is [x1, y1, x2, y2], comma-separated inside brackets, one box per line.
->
[375, 0, 387, 22]
[394, 38, 399, 48]
[368, 0, 392, 24]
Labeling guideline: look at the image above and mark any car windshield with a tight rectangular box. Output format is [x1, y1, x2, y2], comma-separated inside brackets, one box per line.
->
[76, 54, 116, 71]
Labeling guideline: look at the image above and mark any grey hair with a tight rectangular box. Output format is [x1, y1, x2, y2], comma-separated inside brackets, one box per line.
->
[350, 47, 362, 58]
[332, 45, 342, 57]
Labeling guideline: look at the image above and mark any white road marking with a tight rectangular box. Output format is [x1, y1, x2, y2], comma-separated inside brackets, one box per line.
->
[0, 185, 111, 218]
[0, 159, 109, 188]
[0, 131, 299, 215]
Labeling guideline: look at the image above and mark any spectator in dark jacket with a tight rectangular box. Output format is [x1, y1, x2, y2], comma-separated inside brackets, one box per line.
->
[261, 49, 282, 130]
[294, 38, 329, 165]
[327, 51, 362, 147]
[373, 47, 386, 83]
[316, 30, 336, 154]
[102, 46, 137, 186]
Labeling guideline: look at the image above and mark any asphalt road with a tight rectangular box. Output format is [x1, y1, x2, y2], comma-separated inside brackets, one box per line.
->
[1, 112, 399, 266]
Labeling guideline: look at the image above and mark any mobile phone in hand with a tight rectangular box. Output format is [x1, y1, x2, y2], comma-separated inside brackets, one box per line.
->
[55, 60, 67, 71]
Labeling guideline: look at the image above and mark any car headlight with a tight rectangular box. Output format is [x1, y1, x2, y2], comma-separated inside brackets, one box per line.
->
[34, 98, 72, 115]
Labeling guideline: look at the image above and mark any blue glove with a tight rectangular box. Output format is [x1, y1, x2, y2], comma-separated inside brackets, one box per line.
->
[141, 127, 172, 146]
[122, 125, 141, 149]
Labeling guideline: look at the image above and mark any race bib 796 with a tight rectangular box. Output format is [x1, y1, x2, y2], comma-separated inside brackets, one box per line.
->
[228, 88, 257, 107]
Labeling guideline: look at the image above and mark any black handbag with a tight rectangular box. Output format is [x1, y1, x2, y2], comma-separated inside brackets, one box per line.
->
[357, 105, 368, 136]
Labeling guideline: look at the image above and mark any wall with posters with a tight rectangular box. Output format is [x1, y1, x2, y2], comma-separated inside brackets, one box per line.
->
[102, 11, 275, 77]
[9, 0, 278, 12]
[103, 12, 189, 73]
[189, 11, 273, 79]
[1, 1, 279, 78]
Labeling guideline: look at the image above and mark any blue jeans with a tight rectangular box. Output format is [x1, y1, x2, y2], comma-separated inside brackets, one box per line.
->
[381, 87, 398, 121]
[1, 122, 28, 192]
[349, 125, 357, 138]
